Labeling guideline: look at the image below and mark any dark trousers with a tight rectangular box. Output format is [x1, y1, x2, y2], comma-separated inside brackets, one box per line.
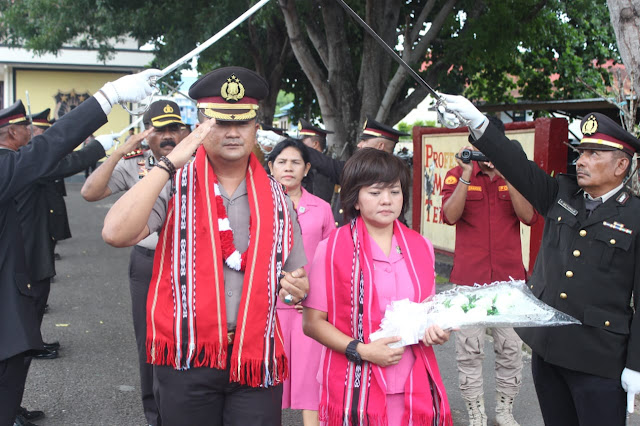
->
[129, 246, 161, 426]
[0, 353, 28, 426]
[23, 278, 51, 375]
[531, 352, 627, 426]
[153, 349, 283, 426]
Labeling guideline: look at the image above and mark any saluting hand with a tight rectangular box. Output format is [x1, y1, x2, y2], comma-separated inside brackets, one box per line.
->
[116, 128, 152, 156]
[166, 118, 215, 169]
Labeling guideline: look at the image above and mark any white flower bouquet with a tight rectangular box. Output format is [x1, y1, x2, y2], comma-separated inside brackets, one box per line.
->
[370, 280, 580, 348]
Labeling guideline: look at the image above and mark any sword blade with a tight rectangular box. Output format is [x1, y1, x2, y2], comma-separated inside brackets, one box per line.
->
[160, 0, 272, 78]
[334, 0, 442, 102]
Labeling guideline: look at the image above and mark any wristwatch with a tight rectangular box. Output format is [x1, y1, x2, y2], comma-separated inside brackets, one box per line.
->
[345, 339, 363, 365]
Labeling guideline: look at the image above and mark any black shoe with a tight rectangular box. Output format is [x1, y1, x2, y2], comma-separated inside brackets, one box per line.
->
[14, 413, 39, 426]
[18, 407, 44, 421]
[43, 341, 60, 350]
[32, 348, 58, 360]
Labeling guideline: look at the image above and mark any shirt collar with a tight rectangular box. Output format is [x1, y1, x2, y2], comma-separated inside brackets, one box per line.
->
[584, 183, 623, 204]
[368, 234, 403, 263]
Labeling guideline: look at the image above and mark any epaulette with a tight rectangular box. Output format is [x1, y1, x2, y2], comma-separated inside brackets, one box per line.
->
[123, 149, 143, 159]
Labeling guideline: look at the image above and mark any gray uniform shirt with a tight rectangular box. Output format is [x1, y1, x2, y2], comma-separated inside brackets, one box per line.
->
[147, 176, 307, 330]
[107, 150, 171, 250]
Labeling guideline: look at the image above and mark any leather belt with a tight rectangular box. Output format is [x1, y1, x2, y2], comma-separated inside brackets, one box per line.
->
[134, 245, 156, 257]
[227, 330, 235, 345]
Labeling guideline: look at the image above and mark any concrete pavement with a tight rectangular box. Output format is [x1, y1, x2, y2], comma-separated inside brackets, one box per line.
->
[21, 180, 640, 425]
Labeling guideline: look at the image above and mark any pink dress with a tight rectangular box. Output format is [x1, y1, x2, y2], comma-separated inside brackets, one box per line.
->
[279, 188, 335, 410]
[304, 233, 435, 426]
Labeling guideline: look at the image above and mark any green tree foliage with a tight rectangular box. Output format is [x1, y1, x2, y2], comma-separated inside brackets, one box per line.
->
[0, 0, 619, 150]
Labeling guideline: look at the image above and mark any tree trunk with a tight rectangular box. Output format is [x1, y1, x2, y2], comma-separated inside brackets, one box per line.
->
[607, 0, 640, 129]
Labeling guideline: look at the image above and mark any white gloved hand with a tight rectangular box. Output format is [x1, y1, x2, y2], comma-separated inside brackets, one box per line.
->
[439, 94, 486, 129]
[95, 134, 119, 151]
[621, 367, 640, 413]
[256, 129, 286, 151]
[100, 69, 162, 105]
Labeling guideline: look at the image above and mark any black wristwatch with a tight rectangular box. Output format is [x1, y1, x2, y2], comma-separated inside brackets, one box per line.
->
[345, 339, 363, 365]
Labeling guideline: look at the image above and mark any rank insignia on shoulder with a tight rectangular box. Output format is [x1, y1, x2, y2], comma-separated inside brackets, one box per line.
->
[603, 221, 633, 235]
[124, 149, 143, 159]
[616, 192, 630, 205]
[557, 199, 578, 216]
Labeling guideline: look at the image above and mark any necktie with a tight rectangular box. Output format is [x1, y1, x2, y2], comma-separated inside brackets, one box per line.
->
[584, 197, 603, 218]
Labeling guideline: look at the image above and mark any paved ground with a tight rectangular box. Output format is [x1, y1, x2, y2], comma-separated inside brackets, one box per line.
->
[21, 180, 640, 425]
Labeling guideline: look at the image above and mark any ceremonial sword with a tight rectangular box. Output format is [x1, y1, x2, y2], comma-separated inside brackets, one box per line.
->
[122, 0, 272, 115]
[334, 0, 468, 129]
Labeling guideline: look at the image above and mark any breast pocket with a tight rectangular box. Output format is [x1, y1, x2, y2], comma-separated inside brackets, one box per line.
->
[594, 228, 633, 271]
[466, 190, 484, 202]
[545, 204, 578, 247]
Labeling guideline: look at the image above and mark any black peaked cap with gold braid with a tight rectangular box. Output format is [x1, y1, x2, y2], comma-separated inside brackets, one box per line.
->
[32, 108, 52, 129]
[579, 112, 640, 156]
[360, 115, 409, 143]
[143, 100, 184, 128]
[0, 100, 29, 128]
[298, 118, 333, 138]
[189, 67, 268, 122]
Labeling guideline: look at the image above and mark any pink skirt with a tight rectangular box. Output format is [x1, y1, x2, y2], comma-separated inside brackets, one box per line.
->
[278, 308, 322, 410]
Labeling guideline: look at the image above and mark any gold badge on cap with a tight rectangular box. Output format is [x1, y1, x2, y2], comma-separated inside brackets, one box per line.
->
[221, 74, 245, 102]
[582, 115, 598, 136]
[163, 104, 174, 113]
[297, 121, 302, 131]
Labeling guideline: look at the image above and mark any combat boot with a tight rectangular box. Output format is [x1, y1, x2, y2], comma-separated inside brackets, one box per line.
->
[464, 394, 487, 426]
[495, 392, 520, 426]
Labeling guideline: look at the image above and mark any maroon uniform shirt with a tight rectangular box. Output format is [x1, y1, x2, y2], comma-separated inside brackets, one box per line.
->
[441, 162, 538, 286]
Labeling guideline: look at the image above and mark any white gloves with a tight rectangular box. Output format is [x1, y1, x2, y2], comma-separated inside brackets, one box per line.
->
[256, 129, 286, 151]
[100, 69, 162, 105]
[622, 367, 640, 413]
[95, 134, 119, 151]
[439, 94, 486, 130]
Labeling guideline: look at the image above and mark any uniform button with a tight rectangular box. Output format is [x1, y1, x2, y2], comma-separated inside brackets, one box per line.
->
[530, 284, 534, 289]
[335, 222, 339, 226]
[573, 250, 581, 257]
[579, 230, 587, 237]
[610, 239, 616, 245]
[385, 267, 392, 273]
[227, 291, 232, 297]
[339, 209, 344, 214]
[557, 216, 562, 222]
[560, 292, 567, 299]
[229, 200, 235, 205]
[49, 209, 54, 213]
[27, 283, 31, 289]
[604, 321, 611, 327]
[565, 271, 573, 278]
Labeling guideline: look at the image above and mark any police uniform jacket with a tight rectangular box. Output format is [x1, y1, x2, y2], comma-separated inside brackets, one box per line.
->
[0, 97, 107, 361]
[472, 123, 640, 380]
[15, 139, 106, 281]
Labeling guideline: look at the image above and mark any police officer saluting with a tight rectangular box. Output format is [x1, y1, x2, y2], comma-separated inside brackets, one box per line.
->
[81, 99, 187, 426]
[442, 94, 640, 425]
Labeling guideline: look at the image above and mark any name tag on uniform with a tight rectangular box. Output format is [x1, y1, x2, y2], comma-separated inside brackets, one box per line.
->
[557, 199, 578, 216]
[498, 185, 508, 192]
[468, 185, 482, 192]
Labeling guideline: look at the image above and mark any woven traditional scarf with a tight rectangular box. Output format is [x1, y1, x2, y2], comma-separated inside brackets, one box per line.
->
[146, 147, 293, 387]
[320, 217, 452, 426]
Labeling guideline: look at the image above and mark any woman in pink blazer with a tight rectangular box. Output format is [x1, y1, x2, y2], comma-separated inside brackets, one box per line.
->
[268, 138, 335, 425]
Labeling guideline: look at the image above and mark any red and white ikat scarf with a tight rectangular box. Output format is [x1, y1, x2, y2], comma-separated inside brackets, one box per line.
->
[147, 147, 293, 387]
